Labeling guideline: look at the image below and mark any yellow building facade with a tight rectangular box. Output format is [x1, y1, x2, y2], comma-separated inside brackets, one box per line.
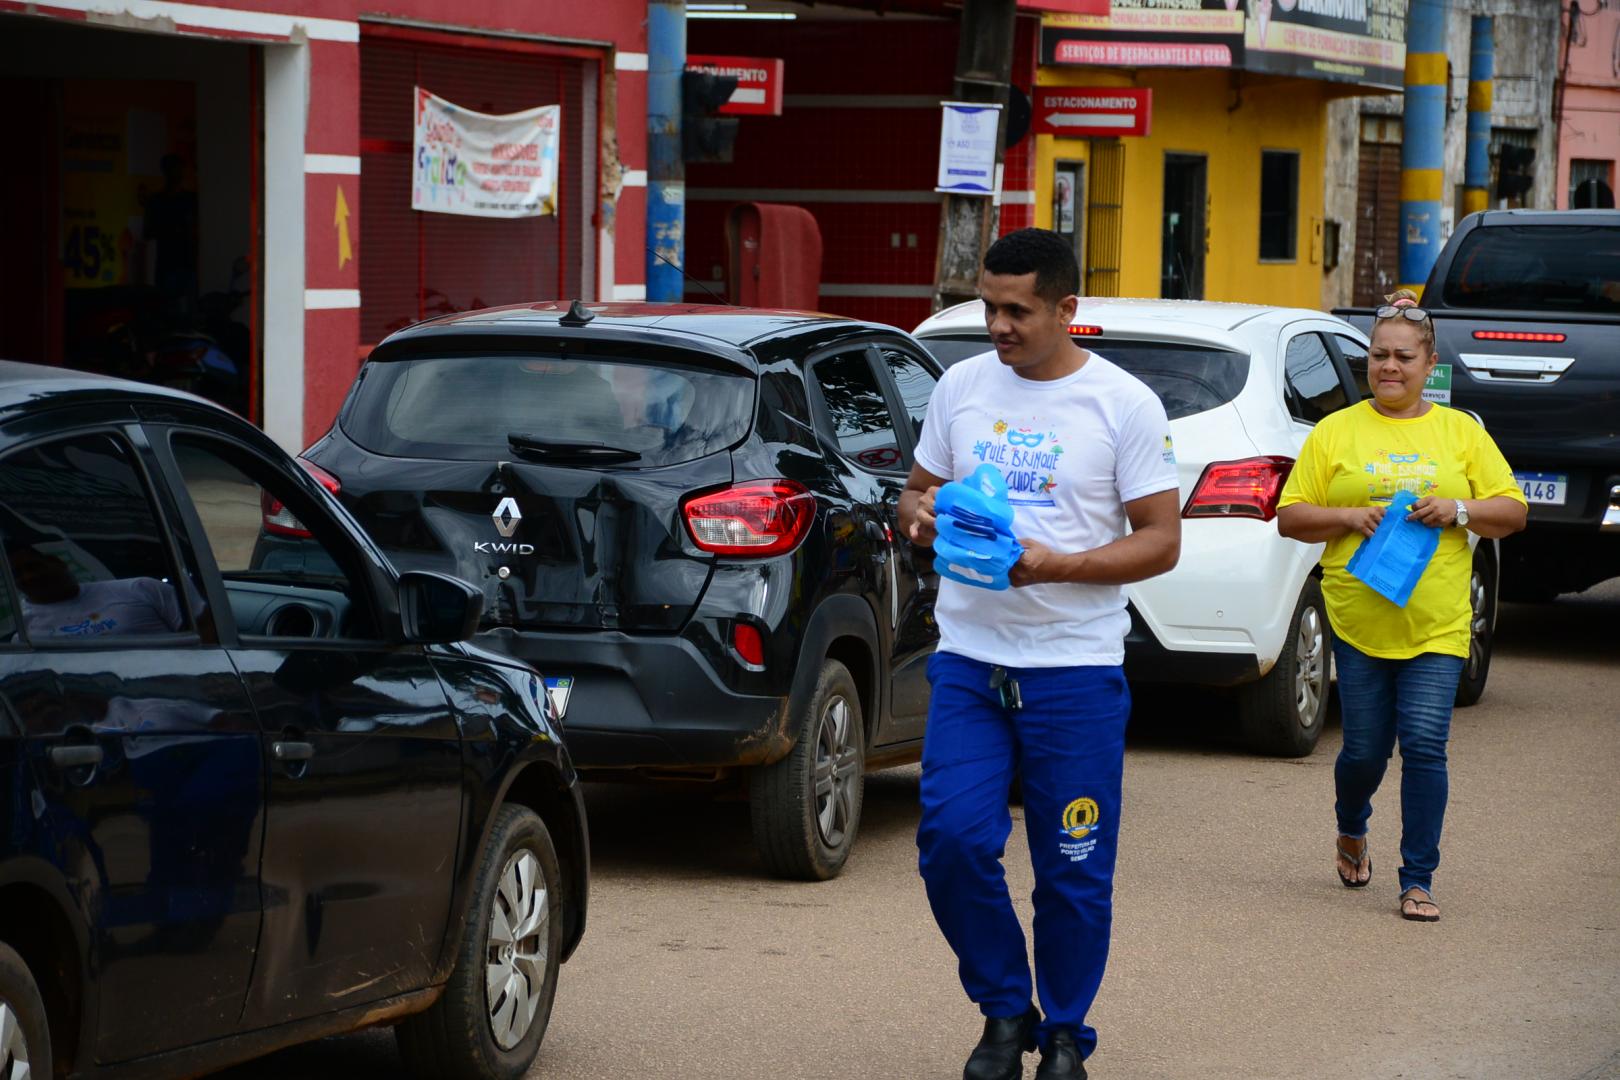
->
[1034, 68, 1343, 309]
[1032, 4, 1406, 309]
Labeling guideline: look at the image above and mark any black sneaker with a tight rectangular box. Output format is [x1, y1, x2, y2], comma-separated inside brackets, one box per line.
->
[1034, 1030, 1087, 1079]
[963, 1006, 1040, 1080]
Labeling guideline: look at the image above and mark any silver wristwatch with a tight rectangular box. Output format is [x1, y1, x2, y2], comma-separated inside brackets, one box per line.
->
[1454, 500, 1469, 528]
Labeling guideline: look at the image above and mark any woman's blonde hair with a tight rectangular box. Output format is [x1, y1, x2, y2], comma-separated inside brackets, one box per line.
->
[1374, 287, 1436, 352]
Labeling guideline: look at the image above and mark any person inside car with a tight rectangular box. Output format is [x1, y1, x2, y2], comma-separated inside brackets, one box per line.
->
[5, 539, 191, 640]
[1275, 290, 1527, 923]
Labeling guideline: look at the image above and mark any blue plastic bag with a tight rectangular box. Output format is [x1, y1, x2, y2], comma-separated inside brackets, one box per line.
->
[933, 464, 1021, 590]
[1345, 489, 1441, 607]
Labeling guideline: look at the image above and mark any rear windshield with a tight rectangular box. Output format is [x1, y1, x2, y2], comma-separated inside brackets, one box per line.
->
[343, 354, 753, 465]
[1440, 224, 1620, 313]
[914, 335, 1250, 420]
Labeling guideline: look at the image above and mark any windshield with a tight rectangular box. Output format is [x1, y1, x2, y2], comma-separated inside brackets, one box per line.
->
[1440, 224, 1620, 313]
[914, 335, 1250, 420]
[342, 354, 754, 466]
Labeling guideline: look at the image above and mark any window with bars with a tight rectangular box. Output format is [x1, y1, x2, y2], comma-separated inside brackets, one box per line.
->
[1085, 138, 1125, 298]
[358, 33, 594, 346]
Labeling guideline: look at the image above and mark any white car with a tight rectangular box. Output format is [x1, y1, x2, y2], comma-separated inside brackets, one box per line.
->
[912, 298, 1498, 756]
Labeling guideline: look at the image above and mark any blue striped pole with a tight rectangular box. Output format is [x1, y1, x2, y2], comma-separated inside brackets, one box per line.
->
[1399, 0, 1449, 295]
[647, 0, 686, 302]
[1463, 16, 1494, 217]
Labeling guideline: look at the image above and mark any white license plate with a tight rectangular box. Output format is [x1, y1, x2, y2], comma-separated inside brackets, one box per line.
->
[1515, 471, 1568, 505]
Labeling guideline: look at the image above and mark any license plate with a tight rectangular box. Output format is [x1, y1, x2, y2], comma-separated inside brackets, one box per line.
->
[1515, 471, 1568, 505]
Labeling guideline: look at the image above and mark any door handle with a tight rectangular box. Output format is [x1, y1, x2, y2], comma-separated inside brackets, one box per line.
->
[272, 741, 315, 763]
[48, 745, 103, 769]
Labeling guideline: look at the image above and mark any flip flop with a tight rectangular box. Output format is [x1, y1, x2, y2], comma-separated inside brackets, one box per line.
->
[1400, 887, 1440, 922]
[1336, 837, 1372, 888]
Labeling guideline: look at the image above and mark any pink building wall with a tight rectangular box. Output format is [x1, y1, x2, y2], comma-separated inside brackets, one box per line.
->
[1557, 4, 1620, 207]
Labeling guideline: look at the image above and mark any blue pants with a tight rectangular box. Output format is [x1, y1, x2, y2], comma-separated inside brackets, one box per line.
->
[917, 651, 1130, 1059]
[1332, 641, 1464, 895]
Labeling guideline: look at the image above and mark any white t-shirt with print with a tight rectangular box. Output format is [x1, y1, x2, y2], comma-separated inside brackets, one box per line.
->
[21, 578, 188, 640]
[914, 350, 1178, 668]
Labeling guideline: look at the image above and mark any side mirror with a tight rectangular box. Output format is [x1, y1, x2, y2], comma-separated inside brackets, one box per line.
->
[398, 571, 483, 644]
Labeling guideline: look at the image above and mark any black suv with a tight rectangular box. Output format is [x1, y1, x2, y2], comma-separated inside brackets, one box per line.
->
[298, 302, 943, 879]
[0, 361, 586, 1079]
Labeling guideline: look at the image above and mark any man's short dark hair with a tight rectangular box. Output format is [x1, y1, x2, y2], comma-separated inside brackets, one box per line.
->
[983, 228, 1080, 306]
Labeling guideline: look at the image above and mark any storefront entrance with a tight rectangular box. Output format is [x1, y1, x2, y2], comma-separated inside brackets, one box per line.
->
[0, 18, 259, 419]
[1161, 152, 1206, 301]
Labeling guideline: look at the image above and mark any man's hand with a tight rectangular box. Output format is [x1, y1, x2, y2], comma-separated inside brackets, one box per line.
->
[1009, 538, 1063, 587]
[1341, 505, 1387, 538]
[1406, 496, 1458, 528]
[909, 486, 940, 545]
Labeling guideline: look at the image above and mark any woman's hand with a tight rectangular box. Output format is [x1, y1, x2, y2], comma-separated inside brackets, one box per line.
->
[1340, 505, 1387, 538]
[1406, 496, 1458, 528]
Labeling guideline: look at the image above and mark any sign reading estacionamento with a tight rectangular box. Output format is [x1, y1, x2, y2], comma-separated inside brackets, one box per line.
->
[1033, 88, 1152, 138]
[412, 87, 560, 218]
[687, 55, 785, 117]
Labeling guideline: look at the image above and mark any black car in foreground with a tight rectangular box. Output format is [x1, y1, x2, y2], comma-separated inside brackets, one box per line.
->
[0, 361, 587, 1079]
[291, 301, 943, 879]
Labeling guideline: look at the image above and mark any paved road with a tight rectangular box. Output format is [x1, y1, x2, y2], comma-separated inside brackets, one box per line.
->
[217, 582, 1620, 1080]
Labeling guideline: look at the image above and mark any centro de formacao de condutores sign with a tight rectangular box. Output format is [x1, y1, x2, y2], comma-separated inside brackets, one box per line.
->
[412, 87, 561, 219]
[1039, 0, 1407, 93]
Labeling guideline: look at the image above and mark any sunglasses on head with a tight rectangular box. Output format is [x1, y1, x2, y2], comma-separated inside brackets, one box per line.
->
[1375, 304, 1430, 323]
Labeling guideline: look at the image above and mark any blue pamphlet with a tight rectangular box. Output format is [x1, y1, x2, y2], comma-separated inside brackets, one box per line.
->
[933, 464, 1021, 591]
[1344, 489, 1441, 607]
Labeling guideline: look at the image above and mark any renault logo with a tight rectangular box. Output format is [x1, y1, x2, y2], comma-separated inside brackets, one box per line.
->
[492, 497, 522, 538]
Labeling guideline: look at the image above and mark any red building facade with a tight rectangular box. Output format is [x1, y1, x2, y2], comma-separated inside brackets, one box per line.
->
[0, 0, 649, 450]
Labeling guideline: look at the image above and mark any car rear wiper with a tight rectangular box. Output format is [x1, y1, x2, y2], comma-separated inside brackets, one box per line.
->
[506, 432, 641, 463]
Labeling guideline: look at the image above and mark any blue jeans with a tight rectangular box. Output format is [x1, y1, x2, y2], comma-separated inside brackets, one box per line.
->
[917, 652, 1130, 1059]
[1332, 641, 1464, 895]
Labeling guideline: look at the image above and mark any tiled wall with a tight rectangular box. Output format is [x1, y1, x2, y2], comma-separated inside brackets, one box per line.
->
[686, 15, 1040, 331]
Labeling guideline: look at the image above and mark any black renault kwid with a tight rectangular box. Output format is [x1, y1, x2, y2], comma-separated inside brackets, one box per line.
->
[295, 302, 943, 879]
[0, 361, 586, 1079]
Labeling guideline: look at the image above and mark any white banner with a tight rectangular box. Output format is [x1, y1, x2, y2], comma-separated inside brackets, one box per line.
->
[936, 102, 1002, 197]
[412, 87, 560, 218]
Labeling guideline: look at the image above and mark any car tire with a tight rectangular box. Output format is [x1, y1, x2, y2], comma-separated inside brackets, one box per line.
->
[749, 659, 865, 881]
[1240, 578, 1332, 757]
[1454, 545, 1497, 708]
[396, 805, 564, 1080]
[0, 942, 52, 1080]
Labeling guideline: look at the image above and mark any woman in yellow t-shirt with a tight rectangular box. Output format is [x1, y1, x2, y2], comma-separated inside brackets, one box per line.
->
[1276, 291, 1527, 922]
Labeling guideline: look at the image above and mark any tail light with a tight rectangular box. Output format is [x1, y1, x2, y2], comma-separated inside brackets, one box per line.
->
[261, 459, 342, 539]
[1472, 330, 1565, 343]
[1069, 324, 1104, 336]
[1183, 456, 1293, 522]
[682, 480, 816, 556]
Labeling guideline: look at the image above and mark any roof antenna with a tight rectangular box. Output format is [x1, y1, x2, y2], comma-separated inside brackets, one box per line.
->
[646, 247, 732, 305]
[559, 299, 596, 327]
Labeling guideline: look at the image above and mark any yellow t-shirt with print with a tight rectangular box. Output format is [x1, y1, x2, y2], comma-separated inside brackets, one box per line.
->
[1278, 400, 1525, 660]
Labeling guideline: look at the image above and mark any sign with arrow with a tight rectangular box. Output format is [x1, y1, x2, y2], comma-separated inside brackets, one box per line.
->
[1033, 87, 1152, 138]
[334, 185, 353, 269]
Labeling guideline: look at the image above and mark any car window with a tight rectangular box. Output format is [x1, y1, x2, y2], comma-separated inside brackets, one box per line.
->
[342, 354, 753, 467]
[880, 348, 936, 442]
[1439, 224, 1620, 313]
[1334, 334, 1371, 399]
[168, 436, 378, 642]
[914, 335, 995, 368]
[812, 349, 905, 473]
[917, 334, 1251, 420]
[0, 432, 197, 644]
[1283, 332, 1348, 424]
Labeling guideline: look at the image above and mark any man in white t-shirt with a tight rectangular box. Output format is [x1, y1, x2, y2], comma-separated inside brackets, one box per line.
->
[8, 542, 189, 640]
[899, 229, 1181, 1080]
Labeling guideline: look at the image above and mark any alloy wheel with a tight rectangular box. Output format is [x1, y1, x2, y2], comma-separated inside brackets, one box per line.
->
[813, 695, 860, 848]
[0, 1002, 30, 1080]
[1293, 606, 1327, 729]
[485, 849, 550, 1051]
[1465, 568, 1488, 681]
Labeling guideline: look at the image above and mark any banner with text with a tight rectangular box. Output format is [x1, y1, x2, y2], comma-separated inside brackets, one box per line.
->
[412, 87, 560, 218]
[1244, 0, 1406, 92]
